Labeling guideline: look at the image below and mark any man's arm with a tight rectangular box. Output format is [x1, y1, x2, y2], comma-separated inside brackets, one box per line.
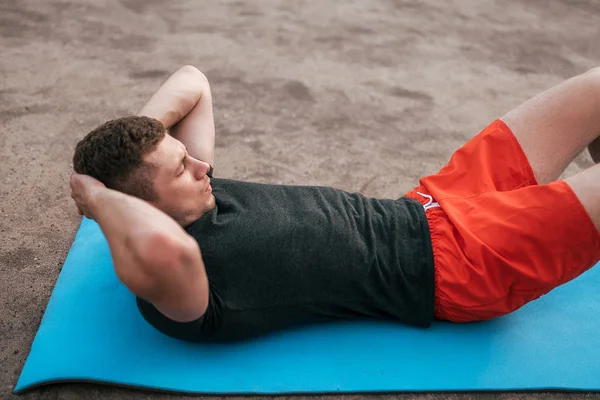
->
[137, 65, 216, 166]
[70, 173, 209, 322]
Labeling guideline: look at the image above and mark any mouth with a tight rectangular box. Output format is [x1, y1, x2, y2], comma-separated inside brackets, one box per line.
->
[204, 178, 212, 193]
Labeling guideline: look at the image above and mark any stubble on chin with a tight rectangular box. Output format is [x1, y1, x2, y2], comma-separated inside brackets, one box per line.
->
[205, 194, 216, 212]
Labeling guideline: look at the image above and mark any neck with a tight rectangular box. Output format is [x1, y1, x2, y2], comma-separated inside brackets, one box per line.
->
[177, 205, 215, 228]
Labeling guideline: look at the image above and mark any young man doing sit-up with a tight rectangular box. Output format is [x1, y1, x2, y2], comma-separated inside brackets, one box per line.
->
[70, 65, 600, 341]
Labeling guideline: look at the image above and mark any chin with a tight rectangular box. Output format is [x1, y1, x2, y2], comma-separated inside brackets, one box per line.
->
[174, 198, 213, 227]
[194, 194, 216, 216]
[204, 193, 216, 211]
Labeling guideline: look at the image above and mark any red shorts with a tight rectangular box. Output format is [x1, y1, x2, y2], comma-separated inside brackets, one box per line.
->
[405, 120, 600, 322]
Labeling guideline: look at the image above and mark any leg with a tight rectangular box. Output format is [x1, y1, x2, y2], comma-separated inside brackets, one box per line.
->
[588, 136, 600, 163]
[565, 163, 600, 232]
[502, 67, 600, 184]
[415, 121, 600, 322]
[430, 179, 600, 322]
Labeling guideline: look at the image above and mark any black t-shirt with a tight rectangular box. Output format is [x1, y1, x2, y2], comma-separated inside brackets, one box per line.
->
[137, 178, 435, 342]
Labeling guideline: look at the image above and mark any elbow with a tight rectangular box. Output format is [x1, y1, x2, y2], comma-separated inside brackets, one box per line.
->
[178, 65, 209, 86]
[136, 232, 199, 274]
[178, 64, 201, 75]
[581, 67, 600, 95]
[582, 67, 600, 85]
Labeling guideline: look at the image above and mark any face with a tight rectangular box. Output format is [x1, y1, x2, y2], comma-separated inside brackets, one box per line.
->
[144, 135, 215, 226]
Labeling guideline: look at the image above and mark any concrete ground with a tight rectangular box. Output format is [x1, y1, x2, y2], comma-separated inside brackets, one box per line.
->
[1, 0, 599, 399]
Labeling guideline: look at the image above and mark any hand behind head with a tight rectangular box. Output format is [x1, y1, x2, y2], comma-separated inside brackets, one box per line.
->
[70, 172, 106, 220]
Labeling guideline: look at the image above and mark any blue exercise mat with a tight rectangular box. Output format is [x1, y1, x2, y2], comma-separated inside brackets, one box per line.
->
[15, 218, 600, 394]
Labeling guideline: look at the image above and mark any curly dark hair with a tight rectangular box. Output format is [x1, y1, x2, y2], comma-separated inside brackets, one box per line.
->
[73, 116, 166, 201]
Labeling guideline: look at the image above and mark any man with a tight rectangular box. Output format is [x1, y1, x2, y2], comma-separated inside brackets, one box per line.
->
[71, 65, 600, 342]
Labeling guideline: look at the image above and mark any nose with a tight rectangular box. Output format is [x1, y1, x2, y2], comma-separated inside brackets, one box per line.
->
[190, 157, 211, 181]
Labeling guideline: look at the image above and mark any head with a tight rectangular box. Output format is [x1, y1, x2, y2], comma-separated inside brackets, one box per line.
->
[73, 116, 215, 226]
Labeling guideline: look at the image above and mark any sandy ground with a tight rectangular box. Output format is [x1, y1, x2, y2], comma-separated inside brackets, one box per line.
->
[1, 0, 600, 398]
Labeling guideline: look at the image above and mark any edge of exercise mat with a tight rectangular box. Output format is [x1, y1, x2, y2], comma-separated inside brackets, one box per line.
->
[13, 219, 600, 394]
[14, 219, 88, 394]
[13, 373, 600, 395]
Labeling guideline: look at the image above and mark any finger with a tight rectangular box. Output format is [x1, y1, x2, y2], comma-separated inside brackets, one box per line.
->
[70, 172, 79, 187]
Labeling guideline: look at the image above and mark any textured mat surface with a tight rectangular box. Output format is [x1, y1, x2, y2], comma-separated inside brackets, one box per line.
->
[15, 218, 600, 394]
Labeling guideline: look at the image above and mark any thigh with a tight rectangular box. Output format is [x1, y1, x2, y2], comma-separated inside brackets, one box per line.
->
[436, 181, 600, 322]
[501, 67, 600, 185]
[564, 162, 600, 232]
[420, 119, 537, 202]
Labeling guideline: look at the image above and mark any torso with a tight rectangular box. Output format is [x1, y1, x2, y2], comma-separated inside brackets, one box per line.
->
[139, 178, 435, 341]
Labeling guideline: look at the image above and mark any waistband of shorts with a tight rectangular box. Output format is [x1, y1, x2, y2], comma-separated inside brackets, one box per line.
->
[405, 187, 447, 318]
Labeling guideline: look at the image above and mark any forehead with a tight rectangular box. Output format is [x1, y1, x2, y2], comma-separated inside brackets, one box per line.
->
[144, 135, 183, 165]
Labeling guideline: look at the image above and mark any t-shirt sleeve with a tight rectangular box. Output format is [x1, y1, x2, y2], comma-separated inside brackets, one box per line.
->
[136, 297, 208, 342]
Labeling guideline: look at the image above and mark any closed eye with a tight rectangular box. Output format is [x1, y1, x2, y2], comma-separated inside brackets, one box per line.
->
[176, 152, 187, 176]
